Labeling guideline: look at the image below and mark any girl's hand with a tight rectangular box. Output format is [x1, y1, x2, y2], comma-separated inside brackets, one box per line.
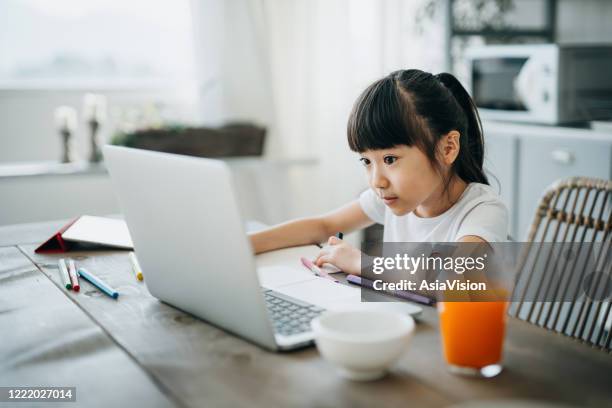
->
[314, 236, 361, 276]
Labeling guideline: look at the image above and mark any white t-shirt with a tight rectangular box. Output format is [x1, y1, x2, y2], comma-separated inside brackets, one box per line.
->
[359, 183, 509, 243]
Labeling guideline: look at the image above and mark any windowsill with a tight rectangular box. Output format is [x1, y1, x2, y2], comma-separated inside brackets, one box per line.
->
[0, 161, 107, 179]
[0, 79, 198, 92]
[0, 157, 319, 180]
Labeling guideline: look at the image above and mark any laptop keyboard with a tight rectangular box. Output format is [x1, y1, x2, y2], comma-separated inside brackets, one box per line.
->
[263, 290, 325, 337]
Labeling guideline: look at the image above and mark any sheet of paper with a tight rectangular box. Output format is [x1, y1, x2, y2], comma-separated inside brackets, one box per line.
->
[273, 278, 362, 309]
[255, 245, 320, 269]
[62, 215, 133, 249]
[256, 244, 342, 273]
[257, 265, 317, 289]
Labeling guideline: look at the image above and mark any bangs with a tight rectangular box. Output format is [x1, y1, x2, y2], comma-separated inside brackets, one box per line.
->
[347, 76, 417, 153]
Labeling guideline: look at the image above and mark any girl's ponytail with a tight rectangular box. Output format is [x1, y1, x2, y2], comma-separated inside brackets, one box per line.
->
[435, 72, 489, 186]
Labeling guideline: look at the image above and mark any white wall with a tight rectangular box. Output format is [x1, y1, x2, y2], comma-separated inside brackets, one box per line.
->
[0, 173, 119, 226]
[0, 160, 318, 226]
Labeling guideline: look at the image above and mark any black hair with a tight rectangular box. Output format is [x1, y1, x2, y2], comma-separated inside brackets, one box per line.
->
[347, 69, 489, 186]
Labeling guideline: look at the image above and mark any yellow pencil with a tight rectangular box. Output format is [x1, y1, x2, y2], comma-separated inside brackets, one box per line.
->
[129, 252, 143, 281]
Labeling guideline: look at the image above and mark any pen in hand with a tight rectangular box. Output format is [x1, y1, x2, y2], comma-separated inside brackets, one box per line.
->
[300, 257, 339, 283]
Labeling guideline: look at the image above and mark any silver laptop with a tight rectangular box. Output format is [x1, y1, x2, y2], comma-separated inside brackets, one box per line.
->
[103, 145, 420, 351]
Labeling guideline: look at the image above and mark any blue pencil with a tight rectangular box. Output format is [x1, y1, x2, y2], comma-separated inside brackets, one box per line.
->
[77, 267, 119, 299]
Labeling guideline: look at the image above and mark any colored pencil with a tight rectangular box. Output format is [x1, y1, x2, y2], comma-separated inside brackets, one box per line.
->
[67, 259, 80, 292]
[300, 257, 339, 283]
[77, 267, 119, 299]
[58, 258, 71, 290]
[346, 275, 435, 306]
[129, 252, 143, 281]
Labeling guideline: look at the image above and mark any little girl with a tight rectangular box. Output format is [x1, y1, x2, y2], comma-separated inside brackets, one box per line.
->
[249, 69, 508, 275]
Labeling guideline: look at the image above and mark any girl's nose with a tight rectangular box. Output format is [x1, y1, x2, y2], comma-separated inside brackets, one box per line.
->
[371, 167, 389, 189]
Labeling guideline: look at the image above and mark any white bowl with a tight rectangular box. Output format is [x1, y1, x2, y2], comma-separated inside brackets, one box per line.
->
[311, 309, 415, 381]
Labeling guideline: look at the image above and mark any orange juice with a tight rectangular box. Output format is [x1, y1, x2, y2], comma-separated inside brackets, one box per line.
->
[438, 301, 508, 369]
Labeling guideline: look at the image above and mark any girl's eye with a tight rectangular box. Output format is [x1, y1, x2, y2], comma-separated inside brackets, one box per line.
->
[383, 156, 397, 165]
[359, 157, 371, 166]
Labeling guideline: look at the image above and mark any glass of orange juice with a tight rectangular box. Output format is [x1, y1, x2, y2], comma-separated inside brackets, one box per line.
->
[438, 301, 508, 378]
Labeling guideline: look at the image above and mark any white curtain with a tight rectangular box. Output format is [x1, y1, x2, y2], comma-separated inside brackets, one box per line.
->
[190, 0, 446, 227]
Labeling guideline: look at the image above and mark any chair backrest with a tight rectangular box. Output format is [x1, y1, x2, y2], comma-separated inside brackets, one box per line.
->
[509, 177, 611, 352]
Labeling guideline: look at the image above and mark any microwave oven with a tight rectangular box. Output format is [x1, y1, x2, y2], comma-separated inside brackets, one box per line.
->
[465, 44, 612, 124]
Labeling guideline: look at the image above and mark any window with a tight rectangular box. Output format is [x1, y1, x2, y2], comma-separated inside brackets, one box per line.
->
[0, 0, 196, 85]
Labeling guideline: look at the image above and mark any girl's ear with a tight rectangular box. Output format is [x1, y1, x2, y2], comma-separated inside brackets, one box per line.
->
[438, 130, 461, 165]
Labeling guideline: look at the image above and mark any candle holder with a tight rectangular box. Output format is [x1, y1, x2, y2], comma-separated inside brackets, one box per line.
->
[83, 93, 107, 163]
[88, 118, 102, 162]
[60, 127, 76, 163]
[54, 106, 78, 163]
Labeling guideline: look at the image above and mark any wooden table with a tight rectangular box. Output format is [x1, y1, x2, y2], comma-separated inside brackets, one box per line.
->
[1, 219, 611, 408]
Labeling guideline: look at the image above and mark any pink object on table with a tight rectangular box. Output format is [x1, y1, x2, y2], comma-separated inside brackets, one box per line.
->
[300, 257, 339, 283]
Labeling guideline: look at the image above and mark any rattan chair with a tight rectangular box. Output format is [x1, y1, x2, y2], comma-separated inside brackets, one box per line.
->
[509, 177, 612, 352]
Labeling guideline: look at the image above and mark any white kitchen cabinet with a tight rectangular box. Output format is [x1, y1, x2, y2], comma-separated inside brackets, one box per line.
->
[517, 136, 611, 240]
[483, 132, 518, 238]
[483, 121, 612, 241]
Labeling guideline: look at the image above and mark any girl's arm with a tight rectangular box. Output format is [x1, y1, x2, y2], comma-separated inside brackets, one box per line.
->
[249, 200, 373, 254]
